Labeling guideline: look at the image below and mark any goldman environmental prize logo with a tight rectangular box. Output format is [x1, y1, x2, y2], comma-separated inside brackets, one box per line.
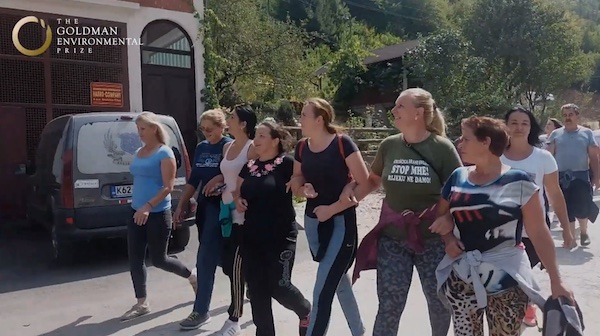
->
[12, 16, 52, 56]
[13, 16, 142, 56]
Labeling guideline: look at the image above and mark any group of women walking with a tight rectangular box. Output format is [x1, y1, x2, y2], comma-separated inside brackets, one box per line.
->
[120, 87, 577, 336]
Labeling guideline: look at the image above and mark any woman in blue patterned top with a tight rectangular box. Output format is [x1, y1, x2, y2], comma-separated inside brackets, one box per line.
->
[430, 116, 574, 336]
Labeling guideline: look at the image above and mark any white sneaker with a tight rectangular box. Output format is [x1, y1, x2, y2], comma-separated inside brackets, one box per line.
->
[219, 319, 241, 336]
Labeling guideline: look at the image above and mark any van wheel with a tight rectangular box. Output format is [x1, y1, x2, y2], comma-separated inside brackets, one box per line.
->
[51, 225, 74, 265]
[169, 225, 190, 252]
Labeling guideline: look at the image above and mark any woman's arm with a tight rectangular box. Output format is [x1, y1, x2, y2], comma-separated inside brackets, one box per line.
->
[523, 190, 562, 284]
[543, 171, 574, 245]
[148, 157, 176, 207]
[289, 160, 306, 196]
[324, 151, 371, 214]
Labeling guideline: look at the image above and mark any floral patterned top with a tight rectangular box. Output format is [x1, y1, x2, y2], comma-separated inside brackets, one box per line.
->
[246, 155, 285, 178]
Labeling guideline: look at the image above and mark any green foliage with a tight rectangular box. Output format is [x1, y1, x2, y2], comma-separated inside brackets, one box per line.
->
[203, 0, 313, 107]
[406, 30, 511, 129]
[326, 36, 372, 106]
[192, 0, 600, 129]
[463, 0, 594, 113]
[345, 0, 450, 38]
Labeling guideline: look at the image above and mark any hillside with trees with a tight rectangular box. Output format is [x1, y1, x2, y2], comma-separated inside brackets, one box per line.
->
[195, 0, 600, 129]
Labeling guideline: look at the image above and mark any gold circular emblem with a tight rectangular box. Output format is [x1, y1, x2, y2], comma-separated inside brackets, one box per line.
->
[12, 16, 52, 57]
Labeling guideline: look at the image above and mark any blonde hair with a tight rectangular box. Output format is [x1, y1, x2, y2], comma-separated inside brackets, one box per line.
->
[136, 112, 169, 145]
[304, 98, 343, 134]
[403, 88, 447, 137]
[200, 108, 227, 128]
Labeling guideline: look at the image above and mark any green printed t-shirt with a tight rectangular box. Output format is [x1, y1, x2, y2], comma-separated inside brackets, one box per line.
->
[370, 133, 462, 241]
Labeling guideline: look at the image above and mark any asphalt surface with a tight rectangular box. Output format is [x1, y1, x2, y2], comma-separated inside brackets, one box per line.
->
[2, 200, 600, 336]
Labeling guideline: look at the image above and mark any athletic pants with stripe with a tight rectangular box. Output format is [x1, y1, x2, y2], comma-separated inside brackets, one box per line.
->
[222, 224, 245, 320]
[304, 209, 365, 336]
[242, 230, 311, 336]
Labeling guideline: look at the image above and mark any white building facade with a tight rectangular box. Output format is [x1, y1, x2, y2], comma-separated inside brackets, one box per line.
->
[0, 0, 204, 215]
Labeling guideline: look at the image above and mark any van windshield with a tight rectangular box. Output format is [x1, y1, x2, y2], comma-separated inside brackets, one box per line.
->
[76, 120, 181, 174]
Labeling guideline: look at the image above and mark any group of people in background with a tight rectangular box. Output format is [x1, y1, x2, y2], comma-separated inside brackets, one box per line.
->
[117, 87, 592, 335]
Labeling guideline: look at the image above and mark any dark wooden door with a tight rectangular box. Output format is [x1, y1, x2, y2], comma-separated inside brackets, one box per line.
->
[141, 64, 197, 158]
[0, 107, 28, 219]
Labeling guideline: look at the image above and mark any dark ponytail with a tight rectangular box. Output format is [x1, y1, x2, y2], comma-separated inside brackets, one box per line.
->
[234, 105, 258, 139]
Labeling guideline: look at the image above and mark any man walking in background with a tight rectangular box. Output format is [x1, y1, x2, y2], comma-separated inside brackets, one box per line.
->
[547, 103, 600, 246]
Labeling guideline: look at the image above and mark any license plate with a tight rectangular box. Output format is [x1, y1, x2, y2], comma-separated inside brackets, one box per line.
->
[111, 185, 133, 198]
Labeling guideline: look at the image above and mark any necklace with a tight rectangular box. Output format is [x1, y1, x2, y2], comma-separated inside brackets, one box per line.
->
[402, 131, 430, 147]
[247, 155, 284, 177]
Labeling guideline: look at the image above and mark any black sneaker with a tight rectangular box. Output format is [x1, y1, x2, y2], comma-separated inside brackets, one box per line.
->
[179, 311, 211, 330]
[581, 233, 591, 246]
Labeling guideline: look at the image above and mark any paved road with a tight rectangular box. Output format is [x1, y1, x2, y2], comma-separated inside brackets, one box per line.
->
[1, 207, 598, 335]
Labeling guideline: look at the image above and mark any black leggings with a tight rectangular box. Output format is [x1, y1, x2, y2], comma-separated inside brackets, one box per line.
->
[222, 224, 245, 320]
[242, 232, 311, 336]
[128, 209, 192, 298]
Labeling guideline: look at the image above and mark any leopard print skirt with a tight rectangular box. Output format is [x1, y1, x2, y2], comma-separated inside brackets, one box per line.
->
[442, 271, 529, 336]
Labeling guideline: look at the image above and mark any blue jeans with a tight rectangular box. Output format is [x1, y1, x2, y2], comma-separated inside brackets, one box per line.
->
[304, 211, 365, 336]
[193, 202, 223, 314]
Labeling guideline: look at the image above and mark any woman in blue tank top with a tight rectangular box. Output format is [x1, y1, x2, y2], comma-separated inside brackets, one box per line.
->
[121, 112, 197, 321]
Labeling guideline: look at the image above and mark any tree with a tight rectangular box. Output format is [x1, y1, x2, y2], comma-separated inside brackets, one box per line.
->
[463, 0, 593, 114]
[273, 0, 351, 47]
[344, 0, 450, 38]
[405, 30, 512, 132]
[203, 0, 313, 106]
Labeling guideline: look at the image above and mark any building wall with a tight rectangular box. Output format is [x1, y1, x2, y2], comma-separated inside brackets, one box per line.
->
[3, 0, 205, 120]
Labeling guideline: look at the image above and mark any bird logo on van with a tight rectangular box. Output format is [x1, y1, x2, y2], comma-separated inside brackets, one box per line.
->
[104, 130, 139, 165]
[119, 133, 142, 155]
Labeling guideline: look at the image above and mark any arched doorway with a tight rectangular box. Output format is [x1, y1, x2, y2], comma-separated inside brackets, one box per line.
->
[140, 20, 196, 158]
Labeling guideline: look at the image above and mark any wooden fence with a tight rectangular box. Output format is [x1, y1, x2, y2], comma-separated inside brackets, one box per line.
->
[284, 126, 398, 164]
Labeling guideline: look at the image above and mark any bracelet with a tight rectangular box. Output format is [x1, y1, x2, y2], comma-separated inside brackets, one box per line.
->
[146, 201, 154, 208]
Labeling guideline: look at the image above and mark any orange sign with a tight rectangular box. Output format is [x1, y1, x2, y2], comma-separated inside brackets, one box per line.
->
[90, 82, 123, 107]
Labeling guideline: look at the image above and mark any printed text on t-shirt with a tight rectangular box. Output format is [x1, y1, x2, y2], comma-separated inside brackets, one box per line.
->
[388, 159, 431, 184]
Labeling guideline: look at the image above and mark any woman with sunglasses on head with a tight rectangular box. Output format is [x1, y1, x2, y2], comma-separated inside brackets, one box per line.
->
[501, 107, 574, 327]
[175, 109, 235, 331]
[235, 120, 312, 336]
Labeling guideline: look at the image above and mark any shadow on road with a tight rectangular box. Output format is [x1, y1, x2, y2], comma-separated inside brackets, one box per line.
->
[37, 301, 193, 336]
[134, 303, 254, 335]
[0, 221, 129, 294]
[548, 227, 594, 266]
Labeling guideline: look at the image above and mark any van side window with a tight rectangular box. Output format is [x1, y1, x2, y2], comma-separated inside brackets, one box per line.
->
[36, 117, 68, 176]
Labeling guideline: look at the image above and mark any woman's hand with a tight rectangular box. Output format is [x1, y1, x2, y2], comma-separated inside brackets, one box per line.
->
[551, 280, 575, 304]
[340, 181, 358, 204]
[133, 203, 152, 226]
[442, 234, 464, 258]
[562, 231, 576, 249]
[235, 197, 248, 213]
[429, 214, 455, 235]
[173, 206, 184, 224]
[313, 205, 335, 222]
[203, 175, 222, 196]
[302, 183, 318, 198]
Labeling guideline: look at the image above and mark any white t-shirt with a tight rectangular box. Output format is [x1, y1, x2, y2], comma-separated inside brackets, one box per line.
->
[501, 147, 558, 237]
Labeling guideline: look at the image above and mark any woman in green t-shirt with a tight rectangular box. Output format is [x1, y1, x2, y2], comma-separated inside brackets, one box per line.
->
[349, 88, 462, 336]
